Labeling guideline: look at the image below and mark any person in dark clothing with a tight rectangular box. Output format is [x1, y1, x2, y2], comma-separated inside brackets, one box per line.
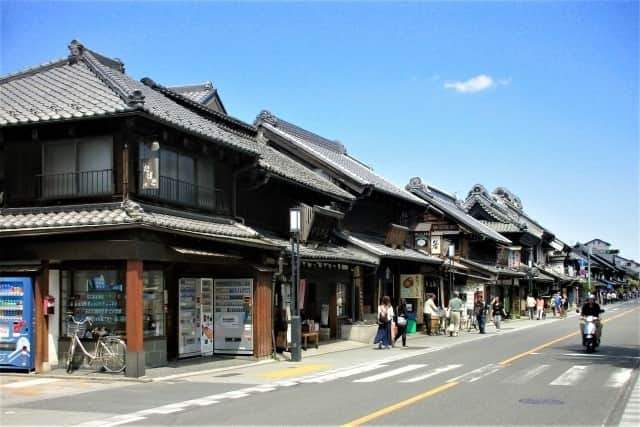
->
[474, 296, 488, 334]
[393, 298, 409, 347]
[580, 294, 603, 341]
[491, 296, 505, 332]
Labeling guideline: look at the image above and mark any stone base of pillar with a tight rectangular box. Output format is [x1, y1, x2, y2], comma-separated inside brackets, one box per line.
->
[125, 350, 145, 378]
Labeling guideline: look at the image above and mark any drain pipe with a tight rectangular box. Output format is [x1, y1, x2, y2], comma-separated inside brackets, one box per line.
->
[232, 159, 258, 224]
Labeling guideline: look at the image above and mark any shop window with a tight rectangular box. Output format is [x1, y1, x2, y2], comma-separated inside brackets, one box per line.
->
[61, 269, 125, 337]
[143, 271, 165, 337]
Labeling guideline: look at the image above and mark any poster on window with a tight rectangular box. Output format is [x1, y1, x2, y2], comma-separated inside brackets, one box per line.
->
[400, 274, 424, 299]
[214, 279, 253, 355]
[141, 157, 159, 189]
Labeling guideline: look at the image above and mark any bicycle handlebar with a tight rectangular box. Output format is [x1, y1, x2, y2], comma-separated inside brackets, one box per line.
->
[67, 315, 93, 325]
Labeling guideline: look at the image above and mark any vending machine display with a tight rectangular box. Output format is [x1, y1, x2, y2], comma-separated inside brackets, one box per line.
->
[0, 277, 34, 370]
[200, 279, 214, 356]
[214, 278, 253, 355]
[178, 278, 199, 358]
[178, 278, 214, 358]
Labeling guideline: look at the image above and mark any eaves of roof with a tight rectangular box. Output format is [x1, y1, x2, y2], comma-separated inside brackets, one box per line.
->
[258, 115, 427, 207]
[336, 231, 442, 264]
[0, 201, 279, 250]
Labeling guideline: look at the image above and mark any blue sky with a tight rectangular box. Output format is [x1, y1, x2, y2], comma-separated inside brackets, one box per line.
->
[2, 1, 638, 259]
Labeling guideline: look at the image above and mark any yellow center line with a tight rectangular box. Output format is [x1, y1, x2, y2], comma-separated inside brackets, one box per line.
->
[341, 381, 459, 427]
[341, 306, 638, 426]
[257, 364, 331, 379]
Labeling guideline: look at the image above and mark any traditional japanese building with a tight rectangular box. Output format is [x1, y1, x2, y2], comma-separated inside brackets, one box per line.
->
[463, 185, 566, 315]
[0, 41, 357, 375]
[405, 177, 519, 312]
[254, 112, 442, 328]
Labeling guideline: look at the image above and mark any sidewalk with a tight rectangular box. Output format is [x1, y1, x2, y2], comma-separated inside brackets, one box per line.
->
[4, 307, 589, 383]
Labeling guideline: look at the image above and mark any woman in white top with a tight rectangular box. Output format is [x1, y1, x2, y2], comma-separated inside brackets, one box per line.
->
[373, 295, 394, 349]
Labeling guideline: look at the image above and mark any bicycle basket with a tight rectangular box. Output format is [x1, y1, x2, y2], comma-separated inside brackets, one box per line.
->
[65, 321, 88, 338]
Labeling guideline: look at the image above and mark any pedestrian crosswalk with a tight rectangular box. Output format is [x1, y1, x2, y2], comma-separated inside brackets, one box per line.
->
[70, 361, 636, 427]
[291, 361, 635, 389]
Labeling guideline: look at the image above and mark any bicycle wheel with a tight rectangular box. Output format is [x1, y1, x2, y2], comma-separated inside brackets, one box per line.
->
[66, 337, 77, 373]
[97, 337, 126, 373]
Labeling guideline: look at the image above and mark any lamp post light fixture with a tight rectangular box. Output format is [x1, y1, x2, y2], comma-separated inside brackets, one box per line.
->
[289, 207, 302, 362]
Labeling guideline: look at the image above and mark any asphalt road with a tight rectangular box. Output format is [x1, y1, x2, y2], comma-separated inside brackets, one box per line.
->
[2, 302, 639, 426]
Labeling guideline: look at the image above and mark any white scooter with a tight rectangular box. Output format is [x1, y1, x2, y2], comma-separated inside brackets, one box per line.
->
[581, 315, 599, 352]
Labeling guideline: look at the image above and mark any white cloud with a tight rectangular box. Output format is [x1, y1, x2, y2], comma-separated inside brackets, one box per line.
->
[444, 74, 497, 93]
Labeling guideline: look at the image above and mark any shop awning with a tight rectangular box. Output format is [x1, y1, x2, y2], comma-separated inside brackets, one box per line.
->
[458, 258, 525, 278]
[0, 201, 279, 250]
[336, 231, 443, 265]
[264, 233, 379, 266]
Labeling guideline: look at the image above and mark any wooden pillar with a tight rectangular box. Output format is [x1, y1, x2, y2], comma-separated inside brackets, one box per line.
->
[34, 261, 49, 372]
[126, 260, 144, 377]
[254, 272, 273, 358]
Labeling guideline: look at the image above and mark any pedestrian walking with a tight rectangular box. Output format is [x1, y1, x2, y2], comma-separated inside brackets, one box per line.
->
[491, 296, 505, 332]
[448, 291, 464, 336]
[475, 295, 488, 334]
[526, 294, 536, 320]
[552, 293, 561, 317]
[393, 298, 408, 347]
[373, 296, 394, 349]
[536, 296, 545, 320]
[423, 293, 438, 335]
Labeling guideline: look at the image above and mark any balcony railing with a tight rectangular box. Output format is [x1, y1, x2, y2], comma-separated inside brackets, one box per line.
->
[138, 174, 228, 214]
[37, 169, 114, 199]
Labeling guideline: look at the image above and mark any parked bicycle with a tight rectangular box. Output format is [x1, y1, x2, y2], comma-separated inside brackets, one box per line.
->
[65, 316, 126, 373]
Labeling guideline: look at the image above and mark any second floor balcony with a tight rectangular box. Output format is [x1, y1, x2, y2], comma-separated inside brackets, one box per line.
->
[137, 173, 228, 214]
[37, 169, 114, 199]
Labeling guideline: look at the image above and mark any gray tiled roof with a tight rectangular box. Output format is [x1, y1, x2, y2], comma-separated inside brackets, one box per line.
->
[406, 177, 511, 244]
[337, 231, 442, 264]
[264, 234, 379, 266]
[478, 220, 520, 233]
[458, 258, 525, 277]
[464, 184, 546, 239]
[0, 201, 274, 247]
[168, 82, 218, 105]
[0, 41, 354, 202]
[256, 112, 427, 206]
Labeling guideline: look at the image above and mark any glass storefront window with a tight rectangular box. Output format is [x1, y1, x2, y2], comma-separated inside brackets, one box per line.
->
[143, 271, 165, 337]
[61, 269, 125, 337]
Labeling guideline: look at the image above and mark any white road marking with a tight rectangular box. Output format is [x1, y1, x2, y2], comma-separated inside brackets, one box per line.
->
[401, 364, 462, 383]
[562, 353, 640, 360]
[503, 364, 552, 384]
[448, 364, 502, 383]
[3, 378, 59, 388]
[605, 368, 633, 388]
[300, 363, 387, 384]
[550, 365, 589, 386]
[620, 376, 640, 427]
[354, 364, 426, 383]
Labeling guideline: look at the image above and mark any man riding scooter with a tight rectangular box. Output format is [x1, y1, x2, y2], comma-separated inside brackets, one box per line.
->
[580, 294, 604, 349]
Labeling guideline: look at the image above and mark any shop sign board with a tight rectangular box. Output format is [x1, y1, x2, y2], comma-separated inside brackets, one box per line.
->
[400, 274, 424, 299]
[430, 236, 442, 255]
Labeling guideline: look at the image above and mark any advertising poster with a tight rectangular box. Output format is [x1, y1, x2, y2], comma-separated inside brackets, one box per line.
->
[400, 274, 424, 300]
[214, 279, 253, 355]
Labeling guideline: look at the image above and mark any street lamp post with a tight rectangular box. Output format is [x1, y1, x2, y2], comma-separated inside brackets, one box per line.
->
[448, 244, 455, 301]
[289, 207, 302, 362]
[528, 259, 533, 296]
[587, 246, 592, 294]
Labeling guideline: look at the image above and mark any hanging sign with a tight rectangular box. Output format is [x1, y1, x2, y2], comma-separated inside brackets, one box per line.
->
[142, 158, 159, 189]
